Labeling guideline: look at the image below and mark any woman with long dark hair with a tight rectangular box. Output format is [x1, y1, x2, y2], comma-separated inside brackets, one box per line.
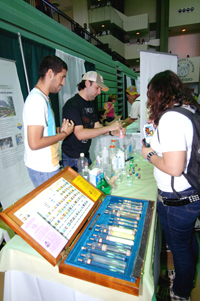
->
[142, 70, 200, 301]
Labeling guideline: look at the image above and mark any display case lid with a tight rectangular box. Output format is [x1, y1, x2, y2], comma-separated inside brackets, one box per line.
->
[0, 167, 103, 266]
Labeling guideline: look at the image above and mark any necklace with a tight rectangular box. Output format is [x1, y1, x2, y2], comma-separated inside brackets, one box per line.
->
[35, 85, 48, 98]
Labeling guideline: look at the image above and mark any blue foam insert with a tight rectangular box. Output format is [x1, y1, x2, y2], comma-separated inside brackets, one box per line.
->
[64, 195, 149, 282]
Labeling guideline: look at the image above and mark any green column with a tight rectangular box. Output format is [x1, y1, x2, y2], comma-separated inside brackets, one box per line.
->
[157, 0, 169, 53]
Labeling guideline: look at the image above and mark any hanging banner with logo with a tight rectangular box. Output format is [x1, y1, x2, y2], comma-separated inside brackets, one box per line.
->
[177, 57, 199, 83]
[0, 58, 34, 210]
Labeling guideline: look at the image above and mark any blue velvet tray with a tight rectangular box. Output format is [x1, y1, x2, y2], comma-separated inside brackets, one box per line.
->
[63, 195, 152, 283]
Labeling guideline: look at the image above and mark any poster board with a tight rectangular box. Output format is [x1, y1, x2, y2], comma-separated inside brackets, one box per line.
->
[0, 58, 34, 209]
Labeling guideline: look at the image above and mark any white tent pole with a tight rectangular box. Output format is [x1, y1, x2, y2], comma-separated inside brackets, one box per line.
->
[18, 32, 30, 93]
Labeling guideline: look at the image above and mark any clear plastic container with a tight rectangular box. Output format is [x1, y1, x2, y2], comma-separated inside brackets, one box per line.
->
[126, 174, 132, 187]
[109, 145, 118, 171]
[117, 149, 125, 169]
[77, 153, 88, 176]
[111, 139, 116, 147]
[102, 146, 109, 165]
[82, 166, 89, 180]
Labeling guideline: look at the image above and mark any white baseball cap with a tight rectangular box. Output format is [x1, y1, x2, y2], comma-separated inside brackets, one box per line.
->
[82, 71, 109, 92]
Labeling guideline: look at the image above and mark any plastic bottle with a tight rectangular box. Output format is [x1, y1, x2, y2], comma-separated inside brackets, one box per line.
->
[77, 153, 88, 177]
[102, 146, 109, 165]
[124, 145, 129, 161]
[109, 145, 118, 172]
[126, 174, 132, 187]
[131, 137, 136, 155]
[117, 149, 125, 169]
[111, 139, 116, 147]
[82, 166, 90, 180]
[96, 154, 101, 166]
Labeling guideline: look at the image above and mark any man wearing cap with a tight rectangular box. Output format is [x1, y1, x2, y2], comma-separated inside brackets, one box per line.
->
[122, 85, 140, 131]
[62, 71, 125, 171]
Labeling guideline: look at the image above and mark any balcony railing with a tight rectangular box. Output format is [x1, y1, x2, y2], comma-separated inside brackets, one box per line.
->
[31, 0, 128, 66]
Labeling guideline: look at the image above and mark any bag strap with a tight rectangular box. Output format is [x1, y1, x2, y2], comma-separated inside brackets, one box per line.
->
[157, 106, 196, 199]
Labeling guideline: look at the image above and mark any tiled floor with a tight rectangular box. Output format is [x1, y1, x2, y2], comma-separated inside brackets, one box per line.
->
[156, 231, 200, 301]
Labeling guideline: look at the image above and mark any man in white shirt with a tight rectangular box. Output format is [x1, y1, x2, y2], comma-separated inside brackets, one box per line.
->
[23, 55, 74, 188]
[123, 85, 140, 132]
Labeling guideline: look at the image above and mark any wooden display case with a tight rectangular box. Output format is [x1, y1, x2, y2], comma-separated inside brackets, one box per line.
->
[0, 167, 153, 296]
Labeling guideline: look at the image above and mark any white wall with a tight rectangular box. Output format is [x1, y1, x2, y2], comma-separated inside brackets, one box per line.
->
[168, 33, 200, 58]
[169, 0, 200, 27]
[124, 0, 156, 23]
[73, 0, 88, 27]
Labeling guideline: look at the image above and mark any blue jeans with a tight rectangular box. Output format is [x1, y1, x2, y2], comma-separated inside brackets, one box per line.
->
[27, 167, 60, 188]
[157, 187, 200, 297]
[62, 152, 92, 172]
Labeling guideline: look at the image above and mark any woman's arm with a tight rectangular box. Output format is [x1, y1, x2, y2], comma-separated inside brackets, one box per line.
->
[142, 146, 186, 176]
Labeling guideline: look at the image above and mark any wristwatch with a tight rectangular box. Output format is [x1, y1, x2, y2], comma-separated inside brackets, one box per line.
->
[146, 151, 157, 163]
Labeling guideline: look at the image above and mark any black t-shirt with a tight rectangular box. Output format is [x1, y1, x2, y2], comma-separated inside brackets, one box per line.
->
[62, 93, 98, 158]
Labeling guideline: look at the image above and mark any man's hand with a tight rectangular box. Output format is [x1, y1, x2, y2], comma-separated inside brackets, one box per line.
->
[108, 120, 122, 132]
[60, 119, 74, 137]
[113, 127, 126, 137]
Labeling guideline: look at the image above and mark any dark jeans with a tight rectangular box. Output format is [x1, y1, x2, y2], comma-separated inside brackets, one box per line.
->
[157, 187, 200, 297]
[62, 152, 92, 172]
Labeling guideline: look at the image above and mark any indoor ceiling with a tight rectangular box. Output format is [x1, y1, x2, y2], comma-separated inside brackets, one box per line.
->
[169, 23, 200, 37]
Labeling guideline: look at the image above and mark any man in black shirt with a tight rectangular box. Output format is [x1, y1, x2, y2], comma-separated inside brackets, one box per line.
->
[62, 71, 125, 171]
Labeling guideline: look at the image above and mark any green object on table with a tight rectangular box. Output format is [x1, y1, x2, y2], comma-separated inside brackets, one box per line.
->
[97, 173, 111, 195]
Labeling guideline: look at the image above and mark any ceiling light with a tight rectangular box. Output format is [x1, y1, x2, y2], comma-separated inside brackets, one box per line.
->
[102, 25, 105, 27]
[182, 28, 186, 32]
[136, 32, 140, 35]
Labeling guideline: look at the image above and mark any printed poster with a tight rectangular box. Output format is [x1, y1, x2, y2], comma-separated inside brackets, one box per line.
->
[0, 59, 34, 210]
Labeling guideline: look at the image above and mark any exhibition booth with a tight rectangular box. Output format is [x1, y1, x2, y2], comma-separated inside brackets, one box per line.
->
[0, 46, 181, 301]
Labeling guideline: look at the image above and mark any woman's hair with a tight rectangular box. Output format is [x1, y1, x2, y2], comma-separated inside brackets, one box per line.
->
[97, 109, 106, 121]
[147, 70, 199, 125]
[108, 94, 117, 102]
[39, 55, 68, 79]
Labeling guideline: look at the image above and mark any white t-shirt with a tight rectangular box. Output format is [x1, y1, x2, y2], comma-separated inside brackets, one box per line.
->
[151, 108, 193, 192]
[128, 99, 140, 131]
[23, 88, 59, 172]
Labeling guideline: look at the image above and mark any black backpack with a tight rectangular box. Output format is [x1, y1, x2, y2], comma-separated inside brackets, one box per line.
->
[159, 106, 200, 196]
